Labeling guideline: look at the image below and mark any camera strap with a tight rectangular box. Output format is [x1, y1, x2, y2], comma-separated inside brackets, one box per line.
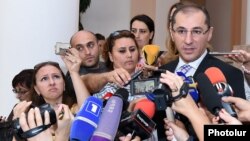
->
[170, 82, 189, 103]
[20, 123, 52, 139]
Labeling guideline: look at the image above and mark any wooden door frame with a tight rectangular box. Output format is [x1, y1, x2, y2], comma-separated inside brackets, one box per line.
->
[231, 0, 242, 49]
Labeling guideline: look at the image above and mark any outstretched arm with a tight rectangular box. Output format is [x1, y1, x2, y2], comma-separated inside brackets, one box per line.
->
[226, 49, 250, 85]
[81, 68, 131, 93]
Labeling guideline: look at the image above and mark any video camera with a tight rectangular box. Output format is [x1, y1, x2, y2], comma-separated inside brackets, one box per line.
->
[0, 103, 56, 141]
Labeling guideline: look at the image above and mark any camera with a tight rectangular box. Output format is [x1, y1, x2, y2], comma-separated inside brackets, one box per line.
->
[55, 42, 70, 55]
[0, 103, 57, 140]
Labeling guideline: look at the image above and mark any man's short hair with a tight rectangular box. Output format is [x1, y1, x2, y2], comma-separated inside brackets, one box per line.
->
[95, 33, 105, 41]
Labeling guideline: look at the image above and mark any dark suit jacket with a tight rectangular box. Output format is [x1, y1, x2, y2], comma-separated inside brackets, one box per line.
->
[153, 53, 246, 140]
[160, 53, 245, 99]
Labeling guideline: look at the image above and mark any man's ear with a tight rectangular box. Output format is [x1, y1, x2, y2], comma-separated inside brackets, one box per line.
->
[207, 27, 213, 42]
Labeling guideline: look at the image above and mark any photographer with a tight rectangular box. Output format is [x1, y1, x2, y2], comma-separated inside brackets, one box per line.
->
[11, 102, 72, 141]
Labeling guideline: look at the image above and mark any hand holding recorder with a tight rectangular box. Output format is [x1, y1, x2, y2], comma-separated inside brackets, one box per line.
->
[55, 42, 71, 55]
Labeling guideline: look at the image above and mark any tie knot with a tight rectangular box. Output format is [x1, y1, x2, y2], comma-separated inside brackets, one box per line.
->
[179, 64, 192, 75]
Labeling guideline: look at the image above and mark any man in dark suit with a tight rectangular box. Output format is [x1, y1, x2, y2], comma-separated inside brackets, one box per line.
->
[154, 3, 246, 140]
[162, 55, 245, 99]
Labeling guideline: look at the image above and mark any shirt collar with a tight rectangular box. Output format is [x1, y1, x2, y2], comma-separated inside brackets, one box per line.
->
[176, 49, 208, 70]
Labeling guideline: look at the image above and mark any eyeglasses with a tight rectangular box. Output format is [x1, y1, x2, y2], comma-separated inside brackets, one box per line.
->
[172, 27, 210, 38]
[12, 88, 29, 94]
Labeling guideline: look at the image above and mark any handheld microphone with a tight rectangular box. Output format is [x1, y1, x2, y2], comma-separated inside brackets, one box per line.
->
[142, 45, 160, 65]
[196, 73, 223, 117]
[119, 99, 156, 140]
[70, 96, 103, 141]
[90, 88, 129, 141]
[150, 84, 175, 121]
[205, 67, 237, 118]
[151, 85, 177, 141]
[151, 88, 171, 112]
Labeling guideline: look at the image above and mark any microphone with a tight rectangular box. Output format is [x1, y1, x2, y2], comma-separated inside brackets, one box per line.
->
[151, 85, 177, 141]
[205, 67, 237, 118]
[70, 96, 103, 141]
[151, 88, 171, 112]
[133, 99, 155, 118]
[90, 88, 129, 141]
[118, 99, 156, 140]
[142, 45, 160, 65]
[149, 84, 176, 125]
[196, 73, 223, 117]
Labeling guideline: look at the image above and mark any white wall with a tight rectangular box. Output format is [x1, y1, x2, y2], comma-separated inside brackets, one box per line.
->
[0, 0, 79, 116]
[82, 0, 178, 51]
[81, 0, 131, 37]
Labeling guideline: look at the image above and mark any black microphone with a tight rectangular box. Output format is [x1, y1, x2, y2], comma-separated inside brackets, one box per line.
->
[196, 73, 223, 117]
[90, 88, 129, 141]
[151, 86, 172, 112]
[205, 67, 237, 118]
[118, 99, 156, 140]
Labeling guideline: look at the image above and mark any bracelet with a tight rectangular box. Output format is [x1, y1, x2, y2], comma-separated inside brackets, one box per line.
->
[242, 65, 250, 74]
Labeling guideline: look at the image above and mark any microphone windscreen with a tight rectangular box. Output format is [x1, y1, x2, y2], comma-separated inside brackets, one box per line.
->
[204, 68, 236, 117]
[70, 96, 103, 141]
[91, 88, 128, 141]
[114, 88, 129, 100]
[196, 73, 223, 116]
[133, 99, 155, 118]
[205, 67, 226, 84]
[142, 45, 160, 65]
[151, 87, 172, 111]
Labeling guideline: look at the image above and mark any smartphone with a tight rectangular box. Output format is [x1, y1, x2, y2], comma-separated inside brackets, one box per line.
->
[209, 51, 240, 56]
[55, 42, 70, 55]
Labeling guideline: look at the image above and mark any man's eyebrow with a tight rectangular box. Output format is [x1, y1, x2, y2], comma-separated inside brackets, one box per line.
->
[174, 26, 203, 29]
[174, 26, 186, 29]
[192, 27, 203, 30]
[75, 41, 94, 46]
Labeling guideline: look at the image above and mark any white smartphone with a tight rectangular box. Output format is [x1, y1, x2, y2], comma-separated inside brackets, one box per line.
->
[55, 42, 70, 55]
[209, 51, 240, 56]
